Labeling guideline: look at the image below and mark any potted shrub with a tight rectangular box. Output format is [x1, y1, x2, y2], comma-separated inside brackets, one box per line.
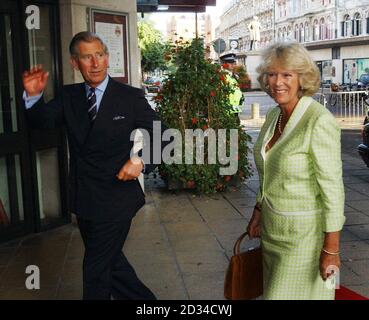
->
[155, 38, 252, 194]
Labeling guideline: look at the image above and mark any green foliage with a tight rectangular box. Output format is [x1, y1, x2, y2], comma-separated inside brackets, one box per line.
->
[138, 21, 169, 73]
[156, 39, 253, 194]
[233, 65, 251, 92]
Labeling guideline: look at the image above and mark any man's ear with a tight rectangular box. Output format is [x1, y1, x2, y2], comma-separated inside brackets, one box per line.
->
[70, 57, 79, 71]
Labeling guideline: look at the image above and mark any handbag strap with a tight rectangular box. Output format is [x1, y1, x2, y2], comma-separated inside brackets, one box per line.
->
[233, 232, 249, 255]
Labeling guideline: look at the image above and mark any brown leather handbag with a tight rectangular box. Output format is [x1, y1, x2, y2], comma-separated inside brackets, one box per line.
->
[224, 232, 263, 300]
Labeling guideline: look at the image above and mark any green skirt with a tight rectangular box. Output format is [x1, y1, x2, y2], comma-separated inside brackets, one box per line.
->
[261, 199, 335, 300]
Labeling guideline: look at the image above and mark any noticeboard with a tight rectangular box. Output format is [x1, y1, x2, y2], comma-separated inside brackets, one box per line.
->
[90, 9, 130, 84]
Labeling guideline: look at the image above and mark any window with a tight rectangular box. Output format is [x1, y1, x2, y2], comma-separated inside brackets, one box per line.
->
[287, 26, 292, 40]
[353, 13, 362, 36]
[326, 17, 333, 40]
[332, 47, 340, 60]
[313, 20, 319, 41]
[0, 155, 24, 225]
[319, 18, 325, 40]
[295, 24, 299, 42]
[299, 23, 304, 42]
[304, 22, 310, 42]
[342, 14, 351, 37]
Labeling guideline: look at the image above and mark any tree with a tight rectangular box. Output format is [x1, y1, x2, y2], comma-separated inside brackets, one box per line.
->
[138, 21, 169, 75]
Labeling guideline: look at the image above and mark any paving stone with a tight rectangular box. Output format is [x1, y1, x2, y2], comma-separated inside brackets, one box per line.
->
[344, 211, 369, 226]
[343, 259, 369, 284]
[342, 284, 369, 298]
[0, 247, 17, 267]
[344, 200, 369, 214]
[183, 272, 225, 300]
[0, 287, 57, 300]
[127, 222, 166, 241]
[56, 285, 82, 300]
[168, 235, 223, 254]
[346, 183, 369, 195]
[125, 241, 174, 266]
[60, 260, 82, 286]
[0, 261, 62, 289]
[340, 229, 361, 242]
[175, 251, 229, 274]
[341, 241, 369, 261]
[344, 204, 358, 213]
[164, 221, 211, 241]
[344, 190, 369, 201]
[134, 263, 187, 300]
[339, 262, 365, 286]
[346, 224, 369, 240]
[190, 198, 242, 221]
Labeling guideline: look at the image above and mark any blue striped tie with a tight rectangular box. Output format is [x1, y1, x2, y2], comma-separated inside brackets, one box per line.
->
[87, 87, 97, 122]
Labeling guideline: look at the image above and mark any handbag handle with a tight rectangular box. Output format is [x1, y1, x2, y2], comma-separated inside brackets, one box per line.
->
[233, 232, 250, 255]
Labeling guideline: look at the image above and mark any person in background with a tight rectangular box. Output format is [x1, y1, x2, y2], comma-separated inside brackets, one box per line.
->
[247, 42, 345, 300]
[220, 53, 244, 124]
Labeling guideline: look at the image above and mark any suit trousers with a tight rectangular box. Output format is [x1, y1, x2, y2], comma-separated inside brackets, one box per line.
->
[77, 217, 156, 300]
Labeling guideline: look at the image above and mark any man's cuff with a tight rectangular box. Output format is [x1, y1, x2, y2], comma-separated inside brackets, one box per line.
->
[23, 91, 43, 109]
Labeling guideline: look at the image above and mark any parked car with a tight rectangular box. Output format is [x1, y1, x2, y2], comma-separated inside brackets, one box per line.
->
[357, 91, 369, 167]
[143, 76, 163, 93]
[357, 74, 369, 89]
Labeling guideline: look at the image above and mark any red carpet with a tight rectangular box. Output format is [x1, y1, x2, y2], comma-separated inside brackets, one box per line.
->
[335, 286, 369, 300]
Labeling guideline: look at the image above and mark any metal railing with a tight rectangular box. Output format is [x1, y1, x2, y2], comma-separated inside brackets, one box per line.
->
[314, 91, 368, 125]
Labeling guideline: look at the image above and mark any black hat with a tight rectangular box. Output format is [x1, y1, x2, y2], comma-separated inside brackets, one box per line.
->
[220, 53, 236, 63]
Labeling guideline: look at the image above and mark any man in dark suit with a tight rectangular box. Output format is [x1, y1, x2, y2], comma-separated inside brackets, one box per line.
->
[22, 31, 164, 300]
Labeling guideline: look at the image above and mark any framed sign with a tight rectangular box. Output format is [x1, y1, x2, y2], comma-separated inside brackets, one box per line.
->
[90, 9, 130, 84]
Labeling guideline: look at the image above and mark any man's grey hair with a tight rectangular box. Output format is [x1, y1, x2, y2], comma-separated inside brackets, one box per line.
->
[69, 31, 109, 57]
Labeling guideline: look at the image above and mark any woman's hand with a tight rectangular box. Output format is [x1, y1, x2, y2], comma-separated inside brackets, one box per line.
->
[320, 231, 341, 281]
[319, 251, 341, 281]
[247, 207, 262, 239]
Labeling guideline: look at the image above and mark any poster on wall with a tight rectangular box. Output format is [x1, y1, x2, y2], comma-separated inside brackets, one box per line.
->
[357, 58, 369, 78]
[90, 9, 130, 84]
[343, 59, 357, 84]
[322, 60, 332, 84]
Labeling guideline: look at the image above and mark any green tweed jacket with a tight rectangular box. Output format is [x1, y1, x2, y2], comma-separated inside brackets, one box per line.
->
[254, 96, 345, 232]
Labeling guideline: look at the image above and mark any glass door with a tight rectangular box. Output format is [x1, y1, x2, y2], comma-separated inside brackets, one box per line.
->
[0, 0, 69, 243]
[0, 2, 34, 241]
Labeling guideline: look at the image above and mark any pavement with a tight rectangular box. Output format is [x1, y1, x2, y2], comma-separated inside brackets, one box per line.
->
[1, 124, 369, 300]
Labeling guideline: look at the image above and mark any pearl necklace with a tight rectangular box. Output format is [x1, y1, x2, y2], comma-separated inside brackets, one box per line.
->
[277, 112, 283, 134]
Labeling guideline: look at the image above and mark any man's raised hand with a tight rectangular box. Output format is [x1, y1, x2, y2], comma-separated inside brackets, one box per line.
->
[22, 64, 49, 97]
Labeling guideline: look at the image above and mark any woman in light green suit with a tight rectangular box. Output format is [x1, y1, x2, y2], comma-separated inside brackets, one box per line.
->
[246, 42, 345, 300]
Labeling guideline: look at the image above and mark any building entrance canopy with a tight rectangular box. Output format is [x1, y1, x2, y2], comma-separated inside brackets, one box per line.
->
[137, 0, 216, 13]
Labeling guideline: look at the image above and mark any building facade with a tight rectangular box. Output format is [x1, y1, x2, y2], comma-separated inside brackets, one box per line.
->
[216, 0, 369, 85]
[215, 0, 274, 55]
[166, 13, 213, 45]
[275, 0, 369, 85]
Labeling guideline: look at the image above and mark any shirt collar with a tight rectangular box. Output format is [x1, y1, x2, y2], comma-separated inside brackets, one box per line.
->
[85, 75, 109, 95]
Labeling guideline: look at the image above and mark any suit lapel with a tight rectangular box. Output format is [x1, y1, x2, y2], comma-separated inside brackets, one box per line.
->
[262, 96, 313, 159]
[87, 78, 120, 141]
[260, 108, 279, 160]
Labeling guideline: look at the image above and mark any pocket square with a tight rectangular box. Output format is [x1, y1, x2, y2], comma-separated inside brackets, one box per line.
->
[113, 115, 125, 121]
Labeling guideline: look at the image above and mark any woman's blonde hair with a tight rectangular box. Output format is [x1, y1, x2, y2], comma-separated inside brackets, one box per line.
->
[257, 41, 321, 97]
